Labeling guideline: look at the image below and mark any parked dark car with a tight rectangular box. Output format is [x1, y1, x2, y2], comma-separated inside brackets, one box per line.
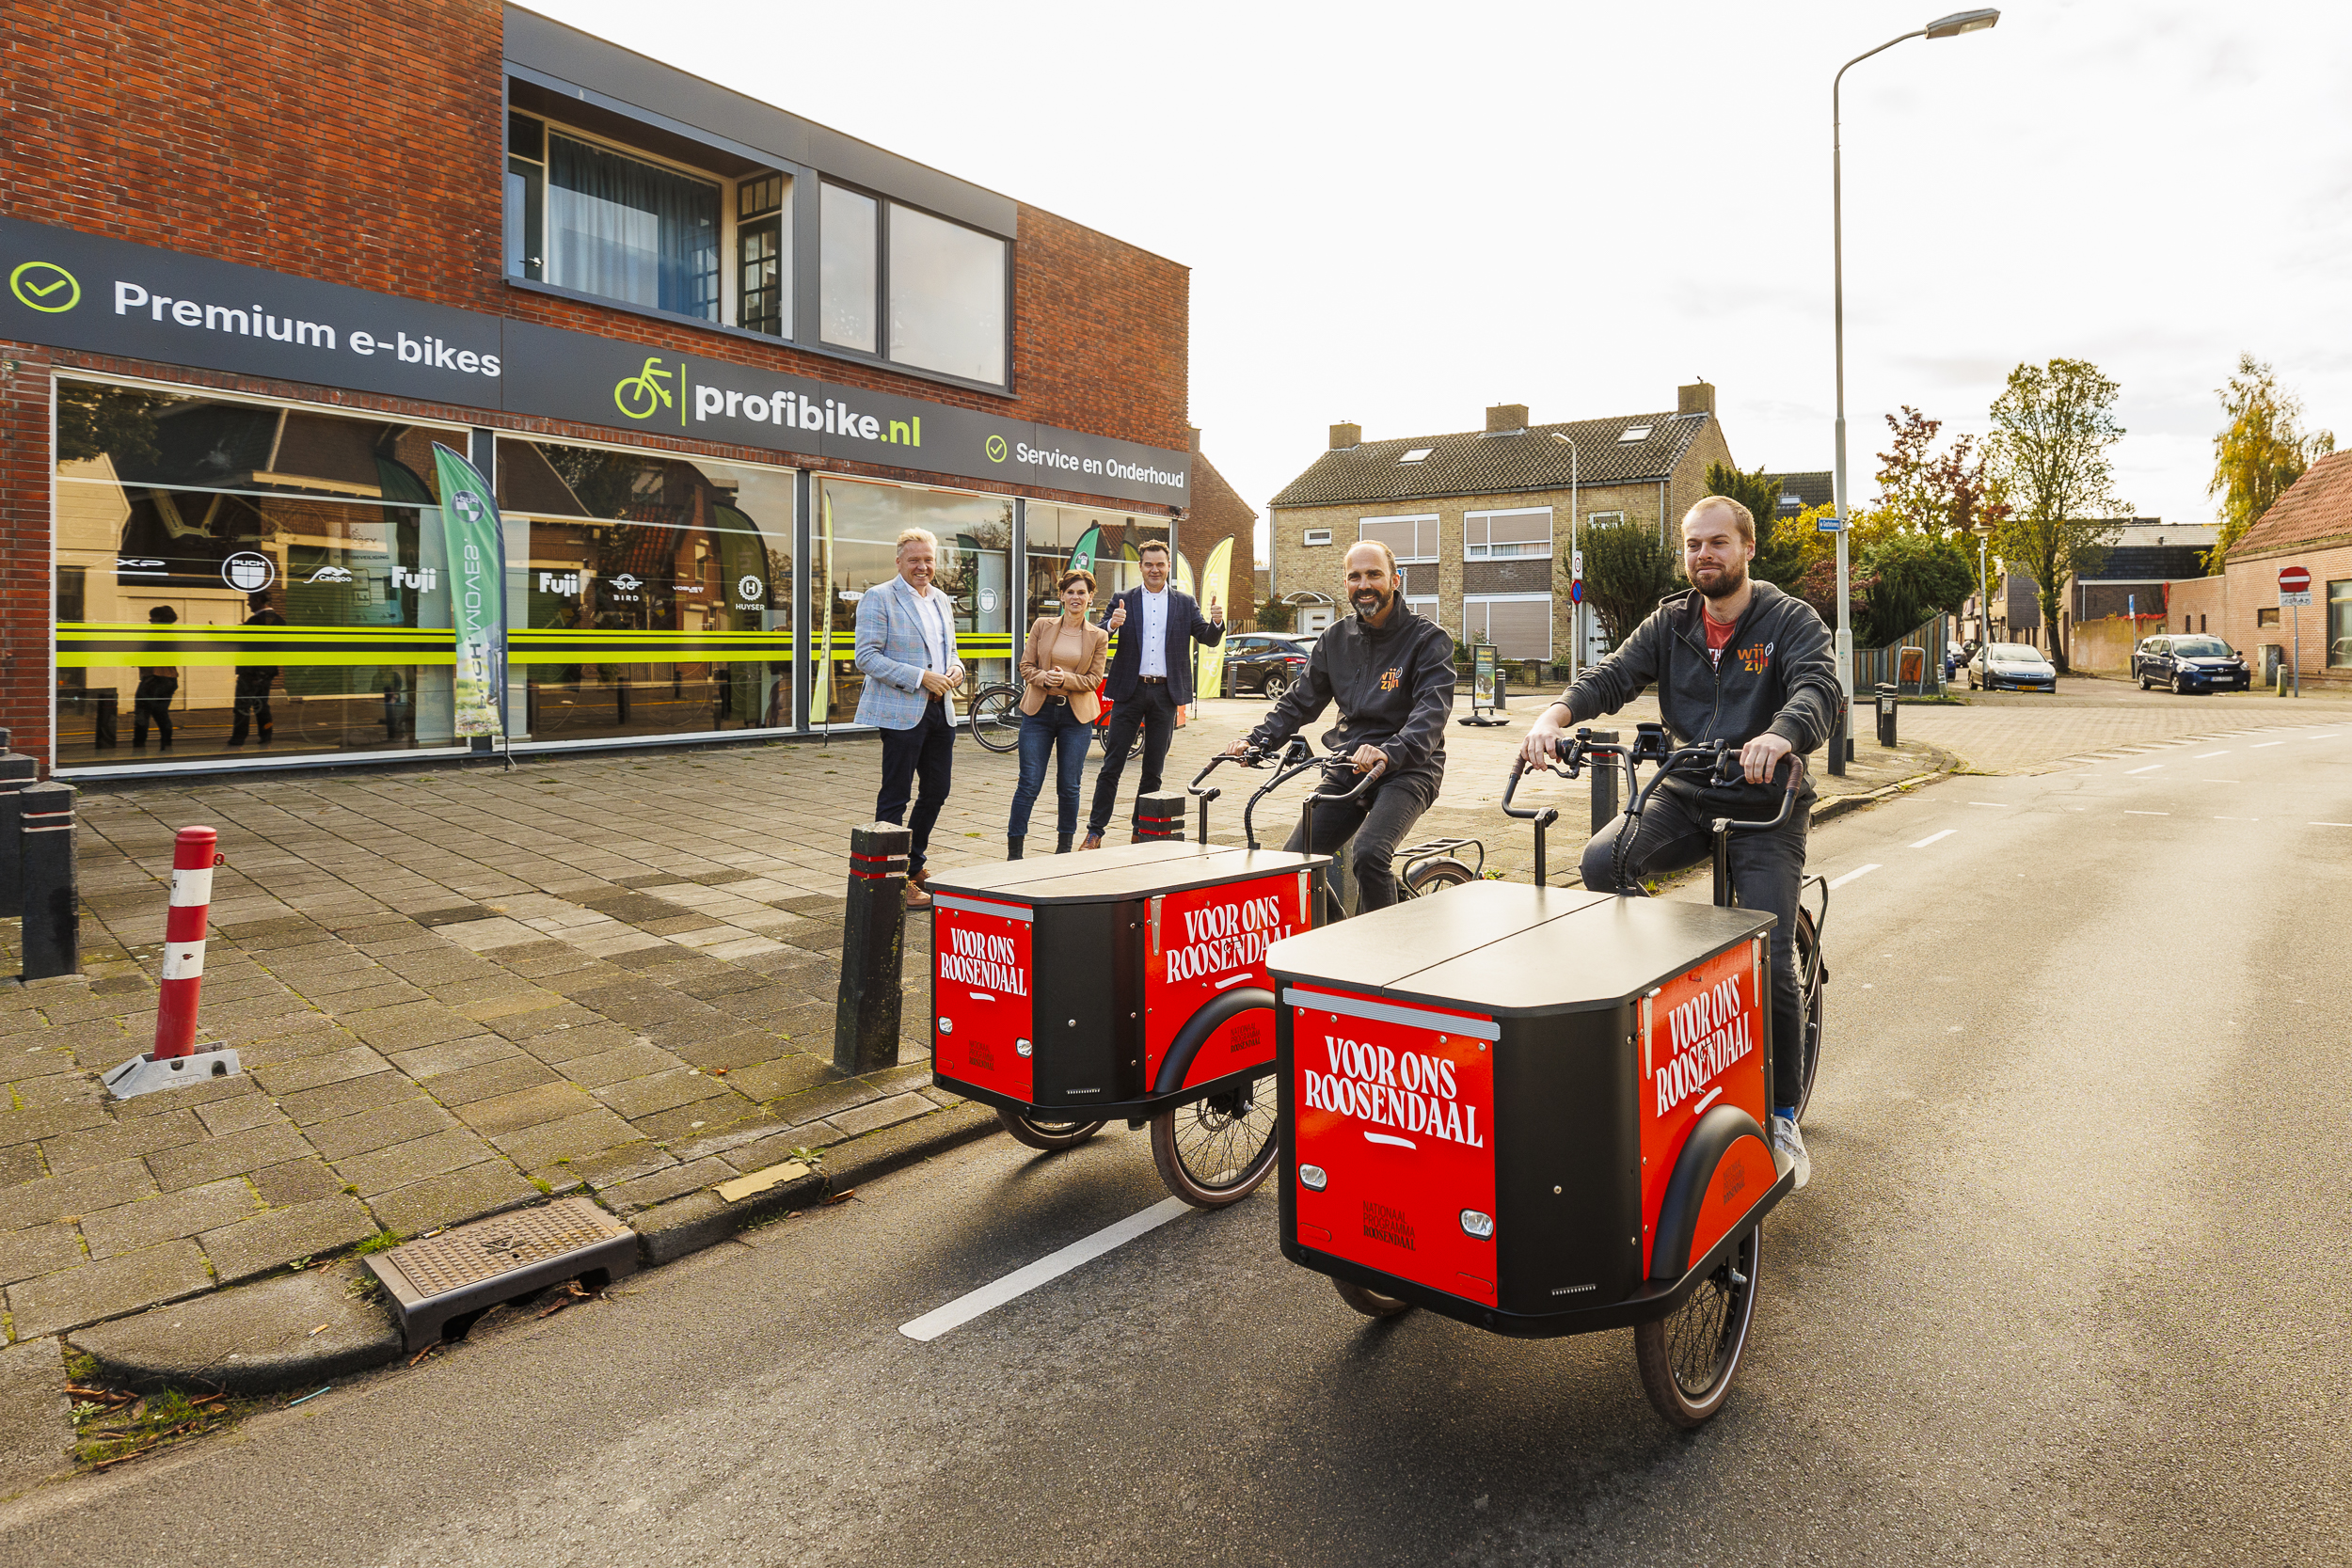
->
[1966, 642, 2058, 692]
[1221, 633, 1311, 699]
[2133, 634, 2249, 693]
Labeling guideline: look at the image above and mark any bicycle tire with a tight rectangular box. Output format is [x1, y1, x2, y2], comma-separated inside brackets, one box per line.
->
[1150, 1069, 1278, 1208]
[1791, 905, 1824, 1121]
[995, 1106, 1105, 1151]
[967, 684, 1023, 752]
[1332, 1277, 1414, 1319]
[1403, 859, 1475, 896]
[1632, 1227, 1760, 1429]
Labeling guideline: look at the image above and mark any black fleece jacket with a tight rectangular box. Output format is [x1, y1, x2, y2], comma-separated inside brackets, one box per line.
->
[1556, 581, 1841, 802]
[1248, 604, 1456, 781]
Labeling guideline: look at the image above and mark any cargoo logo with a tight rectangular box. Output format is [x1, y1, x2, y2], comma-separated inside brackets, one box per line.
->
[9, 261, 80, 314]
[984, 434, 1008, 464]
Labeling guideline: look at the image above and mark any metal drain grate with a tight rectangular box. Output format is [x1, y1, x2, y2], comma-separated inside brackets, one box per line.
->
[367, 1197, 640, 1351]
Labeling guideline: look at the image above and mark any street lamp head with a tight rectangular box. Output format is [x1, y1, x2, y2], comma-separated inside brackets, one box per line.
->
[1924, 8, 1999, 38]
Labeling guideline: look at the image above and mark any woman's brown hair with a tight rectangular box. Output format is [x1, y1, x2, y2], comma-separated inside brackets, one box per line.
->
[1056, 568, 1097, 594]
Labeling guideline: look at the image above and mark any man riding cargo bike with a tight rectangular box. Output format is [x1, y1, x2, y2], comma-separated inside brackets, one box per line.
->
[1518, 495, 1841, 1187]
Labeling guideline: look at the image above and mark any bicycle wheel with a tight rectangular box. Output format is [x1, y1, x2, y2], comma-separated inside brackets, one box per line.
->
[1404, 859, 1475, 895]
[967, 684, 1023, 752]
[994, 1106, 1105, 1151]
[1332, 1277, 1414, 1319]
[1791, 905, 1825, 1121]
[1150, 1069, 1278, 1208]
[1632, 1227, 1760, 1428]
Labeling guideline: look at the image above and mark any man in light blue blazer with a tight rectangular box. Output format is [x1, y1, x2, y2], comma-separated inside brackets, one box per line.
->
[855, 528, 965, 908]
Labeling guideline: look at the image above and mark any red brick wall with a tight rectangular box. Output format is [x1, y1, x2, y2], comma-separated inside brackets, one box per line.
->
[2, 0, 1190, 768]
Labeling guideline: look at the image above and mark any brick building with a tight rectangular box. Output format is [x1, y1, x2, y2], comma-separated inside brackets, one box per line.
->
[5, 1, 1195, 777]
[1265, 387, 1735, 661]
[1177, 431, 1257, 629]
[2154, 452, 2352, 688]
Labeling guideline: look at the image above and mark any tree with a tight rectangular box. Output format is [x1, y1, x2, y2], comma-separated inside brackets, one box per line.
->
[1874, 406, 2004, 539]
[1578, 513, 1677, 649]
[2206, 355, 2335, 573]
[1985, 358, 2129, 672]
[1704, 460, 1809, 589]
[56, 382, 166, 471]
[1856, 528, 1977, 645]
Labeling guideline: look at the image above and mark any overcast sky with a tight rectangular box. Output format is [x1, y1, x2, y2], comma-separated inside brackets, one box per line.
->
[535, 0, 2352, 559]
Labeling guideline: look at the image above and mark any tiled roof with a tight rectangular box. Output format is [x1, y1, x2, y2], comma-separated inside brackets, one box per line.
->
[1269, 411, 1710, 510]
[2234, 451, 2352, 557]
[2081, 546, 2208, 581]
[1765, 470, 1834, 512]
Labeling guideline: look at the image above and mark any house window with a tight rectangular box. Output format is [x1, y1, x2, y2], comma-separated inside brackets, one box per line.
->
[738, 175, 790, 339]
[2330, 580, 2352, 668]
[542, 132, 721, 321]
[1302, 529, 1332, 546]
[1584, 511, 1625, 529]
[2258, 607, 2280, 628]
[1463, 594, 1552, 660]
[1465, 507, 1552, 560]
[1359, 515, 1438, 563]
[505, 112, 546, 282]
[821, 184, 1009, 385]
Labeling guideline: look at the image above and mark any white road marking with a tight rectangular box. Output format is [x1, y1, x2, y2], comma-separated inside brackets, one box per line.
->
[2253, 741, 2284, 749]
[899, 1196, 1192, 1342]
[1967, 801, 2012, 807]
[2125, 764, 2163, 775]
[1828, 864, 1881, 890]
[2195, 751, 2229, 758]
[1910, 830, 1956, 848]
[2311, 734, 2341, 741]
[2313, 822, 2352, 829]
[2124, 810, 2169, 816]
[2200, 779, 2241, 784]
[2215, 816, 2260, 821]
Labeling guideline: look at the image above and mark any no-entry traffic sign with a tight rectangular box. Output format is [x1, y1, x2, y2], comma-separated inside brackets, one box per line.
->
[2280, 564, 2312, 608]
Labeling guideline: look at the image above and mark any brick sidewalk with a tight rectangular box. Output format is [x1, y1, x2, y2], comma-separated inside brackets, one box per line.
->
[0, 689, 1944, 1344]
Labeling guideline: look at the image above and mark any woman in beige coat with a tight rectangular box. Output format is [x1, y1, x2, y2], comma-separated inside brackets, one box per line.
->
[1008, 569, 1110, 857]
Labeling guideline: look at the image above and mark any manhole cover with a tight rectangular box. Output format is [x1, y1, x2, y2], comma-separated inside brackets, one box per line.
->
[367, 1197, 638, 1350]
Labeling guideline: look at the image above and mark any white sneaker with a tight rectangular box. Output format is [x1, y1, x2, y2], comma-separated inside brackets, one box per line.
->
[1771, 1115, 1810, 1193]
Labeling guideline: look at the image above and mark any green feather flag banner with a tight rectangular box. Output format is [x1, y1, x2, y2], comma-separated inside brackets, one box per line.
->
[429, 443, 508, 738]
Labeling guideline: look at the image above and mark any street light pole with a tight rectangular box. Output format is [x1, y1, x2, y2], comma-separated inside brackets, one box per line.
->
[1832, 8, 1999, 749]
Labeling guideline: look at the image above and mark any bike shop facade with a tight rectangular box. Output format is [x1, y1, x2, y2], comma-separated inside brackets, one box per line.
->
[3, 1, 1191, 778]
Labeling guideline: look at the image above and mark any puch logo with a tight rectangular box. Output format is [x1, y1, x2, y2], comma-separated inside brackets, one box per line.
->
[222, 551, 277, 592]
[1738, 641, 1775, 675]
[1378, 667, 1403, 691]
[613, 356, 674, 420]
[1163, 893, 1291, 983]
[451, 490, 485, 525]
[538, 571, 581, 595]
[9, 261, 79, 313]
[1655, 971, 1755, 1117]
[984, 434, 1009, 464]
[1300, 1035, 1484, 1149]
[390, 565, 439, 593]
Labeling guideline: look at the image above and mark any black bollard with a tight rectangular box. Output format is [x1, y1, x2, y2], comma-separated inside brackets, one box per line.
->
[1827, 700, 1848, 777]
[20, 783, 78, 981]
[1876, 683, 1899, 747]
[0, 737, 35, 920]
[834, 822, 910, 1077]
[1136, 790, 1185, 842]
[1588, 731, 1620, 835]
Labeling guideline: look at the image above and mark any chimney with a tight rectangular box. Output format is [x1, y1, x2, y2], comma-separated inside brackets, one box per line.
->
[1329, 421, 1361, 451]
[1677, 381, 1716, 417]
[1485, 404, 1528, 435]
[1189, 425, 1202, 452]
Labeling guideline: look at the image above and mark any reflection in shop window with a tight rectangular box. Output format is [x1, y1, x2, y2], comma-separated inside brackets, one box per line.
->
[52, 380, 463, 769]
[497, 439, 795, 743]
[1022, 503, 1170, 622]
[816, 479, 1012, 724]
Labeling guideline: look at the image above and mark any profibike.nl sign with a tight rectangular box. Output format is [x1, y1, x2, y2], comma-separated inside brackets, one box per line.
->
[0, 214, 1188, 507]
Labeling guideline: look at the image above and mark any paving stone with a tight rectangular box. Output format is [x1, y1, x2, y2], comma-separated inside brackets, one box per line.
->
[593, 1068, 739, 1121]
[596, 1156, 734, 1214]
[10, 1069, 105, 1110]
[333, 1128, 497, 1196]
[630, 1099, 758, 1143]
[0, 1226, 86, 1286]
[278, 1069, 421, 1127]
[66, 1259, 399, 1398]
[422, 1054, 555, 1107]
[39, 1109, 206, 1175]
[0, 1337, 72, 1494]
[488, 1107, 639, 1172]
[608, 944, 706, 972]
[560, 1041, 681, 1089]
[547, 1141, 673, 1190]
[342, 1001, 483, 1053]
[111, 1069, 256, 1119]
[236, 1020, 365, 1067]
[564, 982, 698, 1026]
[384, 1034, 510, 1080]
[82, 1180, 262, 1259]
[8, 1241, 214, 1338]
[486, 1001, 602, 1041]
[0, 1160, 158, 1231]
[193, 1091, 287, 1137]
[146, 1125, 312, 1193]
[829, 1091, 935, 1139]
[293, 980, 426, 1014]
[452, 1079, 597, 1139]
[252, 1158, 347, 1208]
[308, 1098, 457, 1162]
[0, 1103, 109, 1149]
[764, 1077, 883, 1128]
[364, 1162, 538, 1237]
[200, 1196, 376, 1282]
[725, 1053, 840, 1103]
[249, 1043, 392, 1098]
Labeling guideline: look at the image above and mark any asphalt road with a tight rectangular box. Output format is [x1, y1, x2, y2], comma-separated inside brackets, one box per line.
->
[10, 717, 2351, 1566]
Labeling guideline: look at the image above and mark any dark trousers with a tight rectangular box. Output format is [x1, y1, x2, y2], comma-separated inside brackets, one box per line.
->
[132, 675, 177, 747]
[1281, 768, 1438, 914]
[1581, 784, 1810, 1111]
[1009, 702, 1089, 839]
[230, 671, 276, 744]
[877, 696, 954, 874]
[1086, 681, 1178, 836]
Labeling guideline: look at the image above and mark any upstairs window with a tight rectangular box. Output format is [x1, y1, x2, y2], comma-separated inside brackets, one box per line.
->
[820, 184, 880, 352]
[1359, 515, 1438, 563]
[738, 175, 789, 339]
[1465, 508, 1552, 560]
[546, 134, 720, 321]
[888, 203, 1006, 384]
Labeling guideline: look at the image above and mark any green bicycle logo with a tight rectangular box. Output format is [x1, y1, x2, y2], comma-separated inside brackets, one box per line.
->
[613, 356, 675, 420]
[9, 261, 80, 313]
[984, 434, 1009, 464]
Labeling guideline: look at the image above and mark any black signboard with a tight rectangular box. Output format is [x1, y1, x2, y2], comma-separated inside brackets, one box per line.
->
[2, 215, 1188, 507]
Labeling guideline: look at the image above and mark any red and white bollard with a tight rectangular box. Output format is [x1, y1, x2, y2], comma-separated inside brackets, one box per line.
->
[103, 826, 244, 1100]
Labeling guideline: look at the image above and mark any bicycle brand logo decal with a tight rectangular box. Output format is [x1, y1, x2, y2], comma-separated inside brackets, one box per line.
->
[304, 564, 354, 584]
[1738, 641, 1775, 675]
[1300, 1036, 1485, 1150]
[221, 551, 276, 592]
[1378, 667, 1403, 690]
[538, 571, 581, 595]
[737, 575, 764, 608]
[390, 565, 439, 593]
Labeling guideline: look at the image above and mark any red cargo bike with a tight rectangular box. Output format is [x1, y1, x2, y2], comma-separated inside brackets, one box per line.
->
[1267, 728, 1827, 1426]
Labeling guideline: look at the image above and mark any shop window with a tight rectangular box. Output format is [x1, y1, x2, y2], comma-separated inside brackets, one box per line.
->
[498, 438, 794, 742]
[52, 379, 466, 771]
[1465, 507, 1552, 560]
[818, 480, 1016, 723]
[2330, 580, 2352, 668]
[887, 203, 1007, 384]
[1359, 515, 1438, 563]
[1023, 504, 1169, 624]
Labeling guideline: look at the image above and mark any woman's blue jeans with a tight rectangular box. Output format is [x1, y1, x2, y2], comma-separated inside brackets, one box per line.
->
[1009, 701, 1090, 839]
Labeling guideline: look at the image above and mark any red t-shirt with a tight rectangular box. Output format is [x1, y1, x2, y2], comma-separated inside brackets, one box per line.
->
[1704, 610, 1738, 668]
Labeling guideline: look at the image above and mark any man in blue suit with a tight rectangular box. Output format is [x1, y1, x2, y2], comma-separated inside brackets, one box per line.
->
[1081, 540, 1223, 849]
[855, 528, 964, 908]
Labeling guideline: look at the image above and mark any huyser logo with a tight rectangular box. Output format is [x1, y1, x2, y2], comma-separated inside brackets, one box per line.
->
[538, 571, 580, 595]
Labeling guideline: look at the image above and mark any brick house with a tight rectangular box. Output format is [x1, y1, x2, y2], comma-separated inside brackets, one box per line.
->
[1178, 431, 1258, 628]
[1265, 387, 1735, 660]
[7, 0, 1194, 777]
[2145, 452, 2352, 688]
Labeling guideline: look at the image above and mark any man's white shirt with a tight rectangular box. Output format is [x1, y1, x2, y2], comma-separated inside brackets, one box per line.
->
[907, 578, 951, 681]
[1138, 587, 1169, 677]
